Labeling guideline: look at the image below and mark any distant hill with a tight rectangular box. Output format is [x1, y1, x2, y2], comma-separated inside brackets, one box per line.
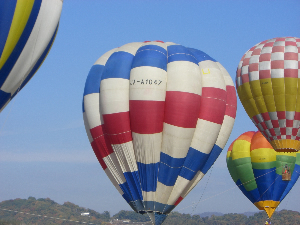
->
[1, 197, 300, 225]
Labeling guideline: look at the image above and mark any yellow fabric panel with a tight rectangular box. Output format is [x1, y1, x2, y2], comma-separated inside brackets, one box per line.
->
[260, 78, 276, 112]
[231, 140, 251, 160]
[295, 79, 300, 113]
[254, 200, 280, 218]
[0, 0, 35, 69]
[271, 78, 286, 112]
[271, 139, 300, 152]
[276, 152, 296, 157]
[250, 80, 268, 114]
[226, 151, 232, 159]
[285, 78, 297, 112]
[237, 83, 259, 118]
[250, 148, 276, 163]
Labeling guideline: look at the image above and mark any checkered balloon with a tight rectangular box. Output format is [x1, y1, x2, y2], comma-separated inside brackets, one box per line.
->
[236, 37, 300, 152]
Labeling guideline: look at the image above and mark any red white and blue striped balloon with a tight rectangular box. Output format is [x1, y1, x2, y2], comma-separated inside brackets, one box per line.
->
[83, 41, 237, 224]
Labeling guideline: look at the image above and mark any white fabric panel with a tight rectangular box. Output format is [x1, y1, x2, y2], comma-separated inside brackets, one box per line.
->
[139, 41, 168, 51]
[83, 93, 102, 129]
[112, 141, 138, 173]
[261, 46, 273, 54]
[285, 45, 298, 53]
[180, 171, 205, 199]
[270, 69, 284, 78]
[166, 176, 189, 205]
[214, 116, 235, 148]
[2, 0, 63, 93]
[217, 62, 235, 86]
[199, 61, 226, 90]
[166, 61, 202, 95]
[259, 61, 271, 71]
[116, 42, 143, 55]
[94, 48, 118, 66]
[284, 60, 298, 69]
[241, 65, 249, 76]
[142, 190, 156, 202]
[271, 52, 284, 61]
[132, 132, 162, 164]
[164, 42, 178, 47]
[103, 153, 127, 185]
[100, 78, 129, 114]
[161, 123, 195, 158]
[104, 168, 124, 196]
[190, 119, 221, 154]
[83, 112, 93, 143]
[155, 182, 174, 205]
[286, 111, 295, 120]
[129, 66, 167, 101]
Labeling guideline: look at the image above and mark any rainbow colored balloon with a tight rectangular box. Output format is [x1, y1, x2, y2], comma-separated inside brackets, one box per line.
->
[227, 131, 300, 218]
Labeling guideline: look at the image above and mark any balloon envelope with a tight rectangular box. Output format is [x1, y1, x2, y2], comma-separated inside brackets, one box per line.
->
[236, 37, 300, 152]
[227, 131, 300, 218]
[83, 41, 237, 224]
[0, 0, 63, 112]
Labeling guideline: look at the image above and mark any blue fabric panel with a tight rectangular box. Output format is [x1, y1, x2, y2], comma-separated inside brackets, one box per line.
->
[0, 89, 11, 110]
[160, 152, 185, 167]
[179, 167, 197, 181]
[253, 168, 276, 201]
[163, 205, 175, 214]
[182, 147, 209, 172]
[272, 173, 289, 201]
[167, 45, 198, 65]
[11, 25, 59, 100]
[154, 212, 168, 225]
[236, 179, 259, 204]
[101, 51, 134, 80]
[0, 0, 17, 56]
[0, 0, 42, 88]
[131, 45, 167, 71]
[83, 65, 104, 96]
[158, 162, 181, 186]
[138, 44, 167, 55]
[137, 162, 159, 192]
[279, 164, 300, 201]
[154, 201, 167, 212]
[188, 48, 217, 63]
[143, 201, 155, 211]
[201, 144, 222, 174]
[130, 199, 145, 212]
[123, 171, 143, 201]
[120, 182, 134, 203]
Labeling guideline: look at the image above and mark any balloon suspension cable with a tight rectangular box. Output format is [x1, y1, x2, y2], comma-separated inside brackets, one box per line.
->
[177, 167, 277, 212]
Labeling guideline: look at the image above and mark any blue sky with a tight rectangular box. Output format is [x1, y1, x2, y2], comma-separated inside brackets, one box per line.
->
[1, 0, 300, 217]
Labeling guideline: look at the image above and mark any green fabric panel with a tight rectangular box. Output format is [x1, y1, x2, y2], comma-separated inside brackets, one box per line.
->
[276, 155, 296, 175]
[295, 153, 300, 166]
[251, 161, 276, 170]
[227, 157, 238, 183]
[234, 159, 257, 191]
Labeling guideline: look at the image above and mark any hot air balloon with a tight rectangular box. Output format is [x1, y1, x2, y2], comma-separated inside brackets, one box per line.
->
[0, 0, 63, 112]
[236, 37, 300, 152]
[83, 41, 237, 224]
[226, 131, 300, 219]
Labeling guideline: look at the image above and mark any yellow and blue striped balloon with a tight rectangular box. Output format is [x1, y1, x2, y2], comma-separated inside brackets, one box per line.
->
[0, 0, 63, 112]
[227, 131, 300, 218]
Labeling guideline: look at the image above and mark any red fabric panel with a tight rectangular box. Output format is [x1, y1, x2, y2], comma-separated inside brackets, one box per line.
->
[102, 111, 131, 134]
[284, 52, 298, 60]
[259, 70, 271, 79]
[201, 87, 227, 102]
[225, 86, 237, 118]
[90, 125, 104, 140]
[271, 60, 284, 69]
[198, 94, 226, 125]
[164, 91, 201, 128]
[284, 69, 298, 78]
[259, 53, 271, 62]
[129, 100, 165, 134]
[174, 196, 183, 206]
